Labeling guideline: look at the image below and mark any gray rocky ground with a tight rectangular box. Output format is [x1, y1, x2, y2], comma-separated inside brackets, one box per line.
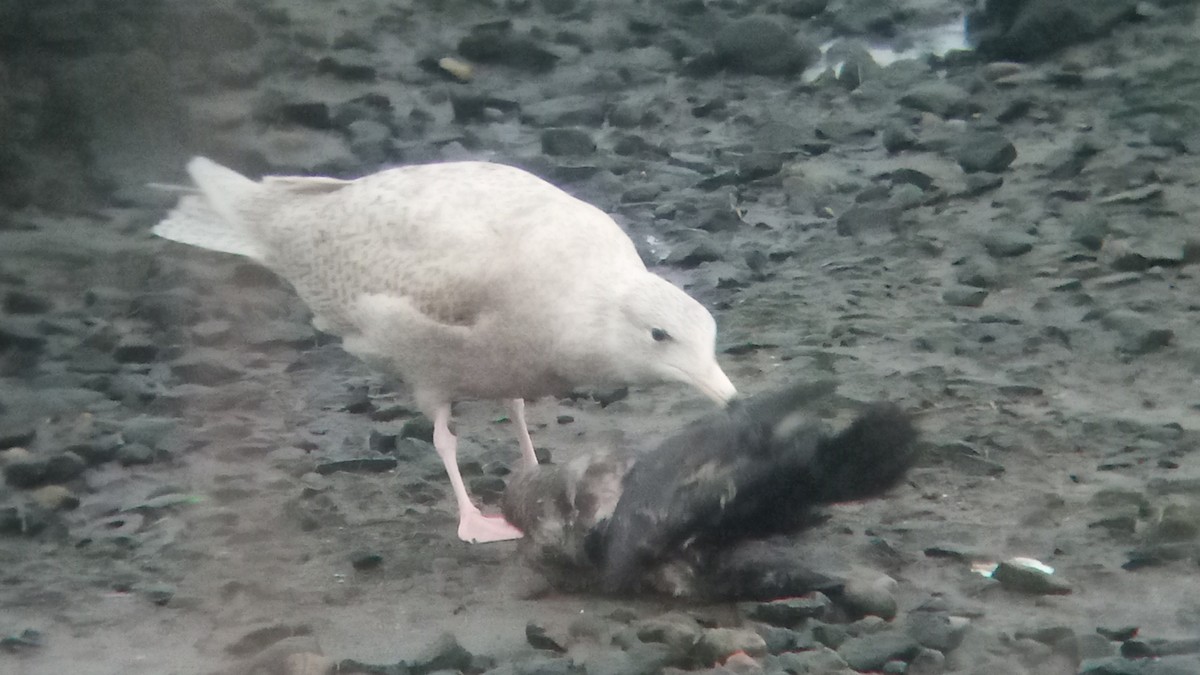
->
[2, 0, 1200, 674]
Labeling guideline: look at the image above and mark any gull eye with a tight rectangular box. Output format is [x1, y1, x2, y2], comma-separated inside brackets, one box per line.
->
[651, 327, 671, 342]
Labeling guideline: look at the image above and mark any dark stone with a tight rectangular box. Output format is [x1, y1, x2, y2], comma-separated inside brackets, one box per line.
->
[0, 423, 36, 450]
[907, 609, 966, 652]
[747, 593, 832, 626]
[411, 632, 473, 674]
[0, 506, 51, 537]
[957, 133, 1018, 173]
[171, 357, 243, 386]
[836, 205, 901, 236]
[458, 27, 559, 72]
[116, 443, 156, 466]
[713, 16, 814, 76]
[781, 0, 828, 18]
[964, 172, 1005, 195]
[316, 57, 377, 82]
[4, 458, 48, 488]
[992, 560, 1072, 594]
[315, 458, 399, 475]
[400, 416, 434, 443]
[943, 287, 988, 307]
[969, 0, 1138, 62]
[837, 633, 922, 672]
[113, 338, 158, 364]
[351, 551, 384, 571]
[737, 153, 783, 182]
[0, 320, 46, 351]
[898, 82, 975, 118]
[67, 436, 122, 465]
[271, 102, 335, 130]
[541, 128, 596, 156]
[882, 121, 918, 153]
[3, 291, 53, 315]
[450, 94, 521, 124]
[983, 231, 1036, 258]
[527, 623, 567, 652]
[43, 452, 86, 482]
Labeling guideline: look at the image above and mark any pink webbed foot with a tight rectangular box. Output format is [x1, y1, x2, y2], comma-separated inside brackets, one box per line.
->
[458, 507, 524, 543]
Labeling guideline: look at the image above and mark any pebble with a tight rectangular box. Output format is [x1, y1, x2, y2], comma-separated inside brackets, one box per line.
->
[42, 451, 86, 482]
[943, 287, 989, 308]
[171, 356, 244, 386]
[457, 26, 558, 72]
[957, 133, 1018, 173]
[3, 290, 53, 314]
[695, 628, 768, 666]
[982, 231, 1036, 258]
[116, 442, 156, 466]
[540, 128, 595, 156]
[898, 82, 974, 118]
[3, 456, 48, 488]
[991, 560, 1072, 595]
[765, 647, 847, 674]
[348, 551, 383, 572]
[841, 576, 899, 621]
[746, 592, 832, 626]
[713, 17, 813, 76]
[31, 484, 79, 511]
[315, 458, 398, 475]
[526, 622, 567, 652]
[837, 633, 922, 672]
[836, 205, 901, 237]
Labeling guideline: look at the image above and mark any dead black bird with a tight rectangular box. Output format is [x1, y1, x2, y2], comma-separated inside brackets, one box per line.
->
[501, 381, 919, 600]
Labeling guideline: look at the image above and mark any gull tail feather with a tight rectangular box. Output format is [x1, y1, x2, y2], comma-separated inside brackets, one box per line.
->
[151, 157, 266, 261]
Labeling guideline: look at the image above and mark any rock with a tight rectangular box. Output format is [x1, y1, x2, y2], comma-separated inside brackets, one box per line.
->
[526, 623, 567, 652]
[992, 560, 1072, 594]
[42, 451, 85, 483]
[458, 26, 558, 72]
[811, 622, 849, 649]
[781, 0, 828, 18]
[400, 417, 434, 443]
[737, 153, 784, 182]
[3, 291, 53, 314]
[112, 337, 158, 364]
[31, 485, 78, 511]
[121, 417, 177, 448]
[943, 287, 989, 308]
[746, 593, 832, 626]
[983, 231, 1036, 258]
[766, 648, 848, 674]
[116, 443, 156, 466]
[964, 173, 1004, 194]
[316, 57, 376, 82]
[837, 633, 922, 672]
[713, 16, 814, 76]
[882, 121, 919, 153]
[410, 632, 473, 673]
[3, 457, 47, 488]
[315, 458, 399, 475]
[841, 576, 899, 620]
[969, 0, 1138, 61]
[351, 551, 383, 571]
[541, 128, 596, 156]
[907, 608, 968, 653]
[634, 613, 703, 653]
[171, 356, 244, 386]
[1101, 310, 1174, 354]
[898, 82, 974, 119]
[907, 647, 946, 675]
[695, 628, 768, 666]
[0, 424, 37, 450]
[755, 625, 814, 654]
[837, 205, 901, 237]
[957, 133, 1018, 173]
[347, 120, 394, 165]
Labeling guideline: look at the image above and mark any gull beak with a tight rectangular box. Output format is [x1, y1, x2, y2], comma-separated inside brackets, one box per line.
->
[695, 364, 738, 406]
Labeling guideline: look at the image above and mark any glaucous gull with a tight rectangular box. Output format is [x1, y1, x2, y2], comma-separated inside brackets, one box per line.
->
[153, 157, 737, 543]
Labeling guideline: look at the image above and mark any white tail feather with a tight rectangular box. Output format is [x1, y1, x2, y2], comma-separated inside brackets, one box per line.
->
[151, 157, 266, 261]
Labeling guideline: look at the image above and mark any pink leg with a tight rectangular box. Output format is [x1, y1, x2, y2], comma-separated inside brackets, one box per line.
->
[431, 404, 524, 543]
[507, 398, 539, 468]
